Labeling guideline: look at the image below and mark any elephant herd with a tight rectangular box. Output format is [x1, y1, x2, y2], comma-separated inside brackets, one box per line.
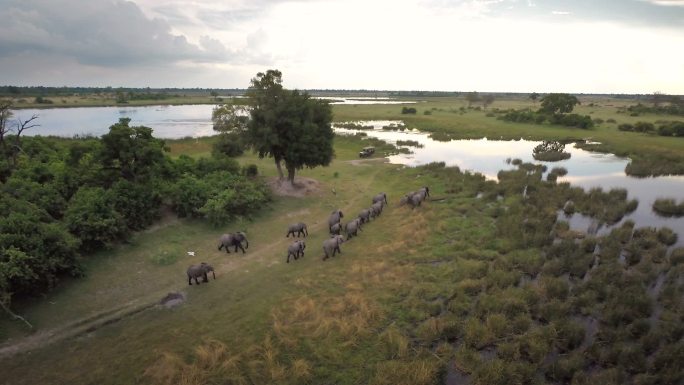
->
[186, 187, 429, 284]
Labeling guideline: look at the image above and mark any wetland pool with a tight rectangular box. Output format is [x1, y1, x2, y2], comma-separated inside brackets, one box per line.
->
[334, 120, 684, 247]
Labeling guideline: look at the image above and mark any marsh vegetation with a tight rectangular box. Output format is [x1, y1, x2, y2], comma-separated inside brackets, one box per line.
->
[2, 92, 684, 384]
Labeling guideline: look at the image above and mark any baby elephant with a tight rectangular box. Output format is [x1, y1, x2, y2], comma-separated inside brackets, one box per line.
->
[330, 222, 342, 235]
[287, 240, 306, 263]
[323, 235, 345, 260]
[286, 222, 308, 238]
[187, 262, 215, 285]
[328, 209, 344, 232]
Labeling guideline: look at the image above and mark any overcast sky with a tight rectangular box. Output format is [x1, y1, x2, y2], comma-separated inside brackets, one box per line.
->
[1, 0, 683, 93]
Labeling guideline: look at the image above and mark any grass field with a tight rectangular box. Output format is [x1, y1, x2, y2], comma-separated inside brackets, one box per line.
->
[1, 95, 683, 384]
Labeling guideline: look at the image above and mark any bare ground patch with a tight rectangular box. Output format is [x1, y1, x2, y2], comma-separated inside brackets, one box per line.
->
[267, 177, 323, 198]
[346, 158, 389, 167]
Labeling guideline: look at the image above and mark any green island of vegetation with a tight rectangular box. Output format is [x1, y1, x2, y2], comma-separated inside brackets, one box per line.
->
[0, 78, 683, 384]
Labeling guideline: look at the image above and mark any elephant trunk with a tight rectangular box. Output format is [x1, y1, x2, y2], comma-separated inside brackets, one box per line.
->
[212, 271, 216, 279]
[243, 239, 249, 249]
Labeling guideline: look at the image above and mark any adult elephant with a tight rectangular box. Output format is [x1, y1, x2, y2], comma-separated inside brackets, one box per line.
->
[286, 222, 308, 238]
[286, 240, 306, 263]
[323, 235, 344, 260]
[345, 219, 362, 240]
[372, 192, 388, 206]
[218, 231, 249, 254]
[358, 208, 371, 224]
[187, 262, 215, 285]
[418, 186, 430, 198]
[370, 201, 384, 218]
[407, 191, 426, 208]
[328, 209, 344, 232]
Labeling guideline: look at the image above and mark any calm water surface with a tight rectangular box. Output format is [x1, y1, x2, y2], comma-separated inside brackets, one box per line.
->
[12, 107, 684, 246]
[335, 120, 684, 247]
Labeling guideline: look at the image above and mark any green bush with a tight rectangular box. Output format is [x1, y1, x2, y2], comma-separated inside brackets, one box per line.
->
[212, 132, 245, 157]
[64, 187, 128, 251]
[633, 121, 655, 133]
[656, 227, 678, 246]
[670, 248, 684, 265]
[652, 198, 684, 217]
[242, 164, 259, 177]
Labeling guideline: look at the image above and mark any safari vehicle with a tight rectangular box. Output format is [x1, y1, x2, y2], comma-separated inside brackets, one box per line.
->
[358, 146, 375, 158]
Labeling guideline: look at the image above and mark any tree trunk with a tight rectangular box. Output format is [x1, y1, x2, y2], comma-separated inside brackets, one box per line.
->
[287, 165, 296, 185]
[274, 157, 284, 180]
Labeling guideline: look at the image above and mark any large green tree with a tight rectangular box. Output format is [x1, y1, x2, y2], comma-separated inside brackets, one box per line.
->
[539, 93, 580, 116]
[98, 118, 167, 184]
[213, 70, 334, 183]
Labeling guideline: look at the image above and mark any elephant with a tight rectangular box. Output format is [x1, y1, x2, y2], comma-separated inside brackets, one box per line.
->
[286, 240, 306, 263]
[323, 235, 345, 260]
[330, 222, 342, 235]
[218, 232, 249, 254]
[418, 186, 430, 198]
[407, 191, 426, 208]
[373, 192, 388, 206]
[328, 209, 344, 231]
[358, 208, 371, 224]
[345, 218, 362, 240]
[187, 262, 215, 285]
[286, 222, 308, 238]
[370, 201, 384, 217]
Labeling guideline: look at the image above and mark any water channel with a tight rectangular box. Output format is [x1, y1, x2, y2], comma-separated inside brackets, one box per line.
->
[11, 106, 684, 246]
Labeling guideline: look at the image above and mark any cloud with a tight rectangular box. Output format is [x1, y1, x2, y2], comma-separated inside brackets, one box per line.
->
[640, 0, 684, 6]
[422, 0, 684, 27]
[0, 0, 232, 67]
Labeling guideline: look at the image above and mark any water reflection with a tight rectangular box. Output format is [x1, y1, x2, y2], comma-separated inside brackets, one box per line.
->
[334, 120, 684, 247]
[15, 105, 217, 138]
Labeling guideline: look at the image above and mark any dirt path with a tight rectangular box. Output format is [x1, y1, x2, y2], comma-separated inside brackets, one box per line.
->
[0, 167, 384, 360]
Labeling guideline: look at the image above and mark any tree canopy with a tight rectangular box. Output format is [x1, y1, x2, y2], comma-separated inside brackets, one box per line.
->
[539, 93, 580, 116]
[213, 70, 334, 183]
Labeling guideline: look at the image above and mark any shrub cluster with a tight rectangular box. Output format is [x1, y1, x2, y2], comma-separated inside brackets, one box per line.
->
[496, 109, 593, 129]
[0, 119, 269, 305]
[652, 198, 684, 217]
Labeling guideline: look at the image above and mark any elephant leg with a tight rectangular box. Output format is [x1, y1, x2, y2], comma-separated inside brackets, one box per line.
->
[194, 276, 200, 285]
[238, 244, 246, 254]
[287, 253, 291, 263]
[203, 273, 209, 283]
[188, 276, 192, 285]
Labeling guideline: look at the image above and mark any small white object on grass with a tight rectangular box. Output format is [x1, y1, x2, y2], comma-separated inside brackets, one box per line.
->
[187, 251, 195, 256]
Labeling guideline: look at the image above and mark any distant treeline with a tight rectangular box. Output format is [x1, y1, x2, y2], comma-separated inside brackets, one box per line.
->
[3, 86, 681, 99]
[0, 86, 246, 97]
